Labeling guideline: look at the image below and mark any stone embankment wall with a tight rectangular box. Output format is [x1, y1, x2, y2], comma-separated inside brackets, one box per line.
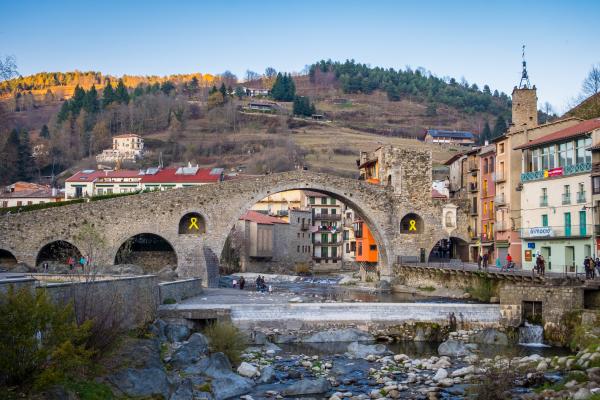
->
[0, 275, 36, 294]
[158, 278, 203, 303]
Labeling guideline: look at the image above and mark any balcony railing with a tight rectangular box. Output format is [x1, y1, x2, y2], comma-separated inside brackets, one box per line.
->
[520, 224, 593, 239]
[468, 161, 479, 172]
[468, 183, 478, 192]
[494, 171, 506, 183]
[562, 193, 571, 205]
[540, 196, 548, 207]
[495, 221, 509, 232]
[494, 193, 506, 206]
[300, 222, 309, 230]
[314, 213, 341, 221]
[314, 256, 342, 261]
[469, 207, 477, 216]
[521, 162, 592, 183]
[577, 191, 586, 203]
[313, 240, 343, 246]
[593, 162, 600, 176]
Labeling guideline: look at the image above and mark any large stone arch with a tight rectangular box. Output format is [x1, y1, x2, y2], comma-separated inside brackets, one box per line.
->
[112, 231, 179, 273]
[0, 248, 18, 268]
[210, 183, 394, 286]
[36, 240, 82, 266]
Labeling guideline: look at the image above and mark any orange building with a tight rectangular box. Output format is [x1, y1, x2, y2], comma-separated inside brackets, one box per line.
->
[353, 219, 378, 262]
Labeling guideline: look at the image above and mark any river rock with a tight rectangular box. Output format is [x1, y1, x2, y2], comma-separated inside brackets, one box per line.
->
[438, 378, 455, 387]
[170, 378, 193, 400]
[282, 378, 331, 396]
[433, 368, 448, 381]
[302, 328, 374, 343]
[451, 365, 475, 377]
[203, 353, 255, 400]
[470, 328, 508, 345]
[437, 340, 473, 357]
[536, 360, 548, 372]
[347, 342, 388, 358]
[149, 319, 167, 341]
[573, 387, 592, 399]
[170, 333, 209, 368]
[237, 362, 259, 378]
[165, 323, 191, 343]
[108, 367, 169, 398]
[257, 365, 275, 384]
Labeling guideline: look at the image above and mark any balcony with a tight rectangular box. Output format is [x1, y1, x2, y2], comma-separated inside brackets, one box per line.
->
[520, 225, 593, 239]
[540, 196, 548, 207]
[495, 221, 509, 232]
[468, 161, 479, 172]
[314, 213, 341, 221]
[494, 171, 506, 183]
[562, 193, 571, 205]
[469, 206, 478, 216]
[593, 162, 600, 176]
[313, 240, 343, 246]
[521, 162, 592, 183]
[577, 191, 587, 204]
[314, 256, 342, 261]
[494, 193, 506, 206]
[300, 222, 309, 230]
[468, 183, 478, 192]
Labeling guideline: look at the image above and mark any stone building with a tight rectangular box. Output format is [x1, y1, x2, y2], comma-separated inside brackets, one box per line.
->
[251, 190, 304, 221]
[423, 129, 476, 146]
[478, 143, 496, 258]
[517, 119, 600, 273]
[304, 191, 343, 272]
[465, 148, 480, 261]
[0, 182, 62, 208]
[96, 133, 144, 164]
[235, 209, 312, 273]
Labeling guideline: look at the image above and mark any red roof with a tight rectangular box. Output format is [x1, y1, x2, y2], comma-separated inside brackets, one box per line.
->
[66, 169, 142, 183]
[239, 210, 288, 225]
[113, 133, 141, 138]
[432, 189, 447, 199]
[141, 168, 222, 184]
[0, 188, 61, 199]
[515, 118, 600, 150]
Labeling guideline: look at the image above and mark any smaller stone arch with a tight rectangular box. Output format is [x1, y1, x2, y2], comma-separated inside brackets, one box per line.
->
[0, 249, 18, 268]
[179, 212, 206, 234]
[114, 233, 177, 274]
[428, 237, 469, 262]
[400, 213, 424, 234]
[36, 240, 82, 266]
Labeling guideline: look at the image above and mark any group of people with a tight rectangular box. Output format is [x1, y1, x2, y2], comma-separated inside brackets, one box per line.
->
[584, 256, 600, 279]
[478, 252, 515, 272]
[255, 275, 271, 293]
[67, 256, 90, 271]
[232, 276, 246, 290]
[534, 253, 546, 276]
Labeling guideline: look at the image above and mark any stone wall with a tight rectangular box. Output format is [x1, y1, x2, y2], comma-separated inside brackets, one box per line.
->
[0, 166, 470, 287]
[158, 278, 203, 304]
[41, 275, 159, 329]
[0, 276, 36, 294]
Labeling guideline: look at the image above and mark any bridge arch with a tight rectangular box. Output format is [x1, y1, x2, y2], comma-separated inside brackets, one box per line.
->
[213, 182, 394, 284]
[114, 232, 178, 273]
[0, 248, 18, 268]
[36, 240, 82, 266]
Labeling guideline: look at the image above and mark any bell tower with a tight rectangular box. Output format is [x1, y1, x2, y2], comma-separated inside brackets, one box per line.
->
[511, 45, 538, 131]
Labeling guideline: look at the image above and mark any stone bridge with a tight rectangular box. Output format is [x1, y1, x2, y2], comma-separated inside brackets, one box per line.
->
[0, 165, 469, 287]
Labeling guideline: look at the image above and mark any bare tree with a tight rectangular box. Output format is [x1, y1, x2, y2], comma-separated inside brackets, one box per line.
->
[0, 55, 18, 81]
[582, 64, 600, 98]
[245, 70, 260, 82]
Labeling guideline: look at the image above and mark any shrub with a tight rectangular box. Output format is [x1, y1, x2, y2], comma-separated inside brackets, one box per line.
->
[466, 274, 496, 302]
[0, 287, 93, 386]
[203, 322, 247, 366]
[163, 298, 177, 305]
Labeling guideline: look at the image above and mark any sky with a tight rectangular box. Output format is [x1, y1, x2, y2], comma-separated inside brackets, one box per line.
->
[1, 0, 599, 114]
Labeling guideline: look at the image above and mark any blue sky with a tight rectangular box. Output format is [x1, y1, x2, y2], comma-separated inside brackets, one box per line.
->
[1, 0, 599, 113]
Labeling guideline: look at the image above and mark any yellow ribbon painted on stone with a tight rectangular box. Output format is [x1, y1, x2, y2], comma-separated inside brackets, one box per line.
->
[189, 217, 200, 230]
[409, 219, 417, 231]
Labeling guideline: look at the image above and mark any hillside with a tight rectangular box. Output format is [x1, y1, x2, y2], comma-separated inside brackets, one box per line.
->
[567, 92, 600, 120]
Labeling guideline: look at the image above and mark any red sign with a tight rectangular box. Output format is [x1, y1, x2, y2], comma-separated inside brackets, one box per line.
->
[545, 167, 563, 178]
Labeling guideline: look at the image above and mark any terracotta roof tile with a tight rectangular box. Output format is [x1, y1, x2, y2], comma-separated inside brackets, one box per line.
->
[515, 118, 600, 150]
[239, 210, 288, 225]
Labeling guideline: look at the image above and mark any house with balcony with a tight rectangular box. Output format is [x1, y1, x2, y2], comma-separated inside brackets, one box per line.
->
[516, 119, 600, 273]
[465, 148, 481, 261]
[304, 191, 343, 271]
[478, 143, 496, 257]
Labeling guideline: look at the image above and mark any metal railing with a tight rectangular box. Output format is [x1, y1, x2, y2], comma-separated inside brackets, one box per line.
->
[577, 191, 587, 203]
[469, 206, 477, 215]
[540, 196, 548, 207]
[469, 183, 478, 192]
[468, 161, 479, 171]
[300, 222, 309, 230]
[314, 213, 341, 221]
[494, 193, 505, 205]
[562, 193, 571, 205]
[494, 171, 506, 182]
[521, 162, 592, 182]
[520, 224, 593, 239]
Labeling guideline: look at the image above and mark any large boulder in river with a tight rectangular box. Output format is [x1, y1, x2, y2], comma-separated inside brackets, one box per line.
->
[170, 333, 209, 368]
[282, 378, 331, 396]
[165, 323, 191, 343]
[471, 328, 509, 345]
[346, 341, 388, 358]
[438, 340, 474, 357]
[302, 328, 373, 343]
[202, 353, 255, 400]
[108, 367, 169, 398]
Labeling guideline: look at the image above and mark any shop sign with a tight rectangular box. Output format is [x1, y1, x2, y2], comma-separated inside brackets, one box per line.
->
[527, 242, 536, 249]
[524, 250, 533, 262]
[527, 227, 553, 237]
[543, 167, 563, 178]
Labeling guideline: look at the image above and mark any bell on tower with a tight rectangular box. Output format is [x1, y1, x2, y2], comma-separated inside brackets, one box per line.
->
[519, 45, 531, 89]
[511, 45, 538, 131]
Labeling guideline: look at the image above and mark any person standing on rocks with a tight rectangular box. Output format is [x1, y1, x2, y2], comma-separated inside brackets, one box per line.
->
[239, 276, 245, 290]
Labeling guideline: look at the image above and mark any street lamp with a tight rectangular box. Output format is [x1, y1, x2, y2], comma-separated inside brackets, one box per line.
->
[582, 204, 596, 258]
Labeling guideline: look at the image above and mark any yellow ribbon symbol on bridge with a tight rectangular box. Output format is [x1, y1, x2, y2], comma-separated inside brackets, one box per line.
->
[188, 217, 200, 231]
[409, 219, 417, 232]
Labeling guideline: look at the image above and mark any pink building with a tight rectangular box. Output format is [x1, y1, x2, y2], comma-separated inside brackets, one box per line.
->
[478, 144, 496, 258]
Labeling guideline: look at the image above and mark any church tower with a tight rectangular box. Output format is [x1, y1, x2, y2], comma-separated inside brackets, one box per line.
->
[510, 45, 538, 131]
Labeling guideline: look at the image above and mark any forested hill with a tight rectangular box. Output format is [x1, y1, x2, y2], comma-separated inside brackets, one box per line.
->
[307, 59, 513, 119]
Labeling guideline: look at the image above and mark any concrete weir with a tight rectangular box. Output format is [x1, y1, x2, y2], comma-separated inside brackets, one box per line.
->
[159, 302, 502, 336]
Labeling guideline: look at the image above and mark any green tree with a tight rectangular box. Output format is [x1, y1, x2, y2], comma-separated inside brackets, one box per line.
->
[57, 101, 70, 123]
[1, 128, 20, 183]
[102, 81, 115, 107]
[160, 80, 175, 95]
[235, 86, 245, 99]
[293, 96, 316, 117]
[219, 82, 228, 99]
[40, 124, 50, 139]
[83, 85, 99, 114]
[209, 85, 218, 95]
[492, 116, 507, 139]
[271, 73, 295, 101]
[480, 121, 492, 145]
[115, 79, 129, 104]
[70, 85, 86, 116]
[189, 76, 199, 92]
[17, 129, 34, 181]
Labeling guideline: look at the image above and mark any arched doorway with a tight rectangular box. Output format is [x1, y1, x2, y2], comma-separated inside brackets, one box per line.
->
[179, 213, 206, 234]
[400, 213, 424, 234]
[428, 237, 469, 262]
[114, 233, 177, 274]
[0, 249, 18, 269]
[36, 240, 82, 266]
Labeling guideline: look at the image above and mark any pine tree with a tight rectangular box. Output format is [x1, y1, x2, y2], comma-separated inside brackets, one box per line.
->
[480, 121, 492, 145]
[234, 86, 245, 99]
[57, 101, 70, 123]
[286, 74, 296, 101]
[102, 81, 115, 107]
[1, 129, 20, 183]
[115, 79, 129, 104]
[16, 129, 34, 181]
[70, 85, 86, 116]
[83, 85, 99, 114]
[189, 76, 199, 92]
[40, 124, 50, 139]
[209, 85, 218, 95]
[219, 83, 228, 99]
[492, 116, 507, 139]
[160, 81, 175, 95]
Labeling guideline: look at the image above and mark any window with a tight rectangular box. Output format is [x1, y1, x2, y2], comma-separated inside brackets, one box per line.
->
[541, 146, 549, 170]
[565, 212, 572, 237]
[17, 201, 22, 206]
[483, 158, 488, 174]
[548, 145, 556, 169]
[490, 201, 494, 214]
[499, 143, 505, 154]
[490, 157, 495, 172]
[580, 210, 587, 236]
[330, 198, 336, 205]
[331, 208, 337, 215]
[332, 233, 337, 243]
[310, 197, 315, 205]
[483, 202, 488, 216]
[593, 176, 600, 195]
[321, 197, 327, 205]
[532, 148, 540, 171]
[483, 179, 488, 196]
[297, 245, 300, 253]
[297, 232, 300, 238]
[370, 244, 377, 251]
[331, 247, 337, 258]
[27, 201, 32, 205]
[346, 243, 350, 253]
[542, 214, 548, 227]
[357, 243, 363, 256]
[576, 137, 592, 164]
[321, 247, 328, 257]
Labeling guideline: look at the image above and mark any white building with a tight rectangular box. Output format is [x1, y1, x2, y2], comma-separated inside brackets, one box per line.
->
[96, 133, 145, 163]
[517, 119, 600, 273]
[0, 182, 62, 208]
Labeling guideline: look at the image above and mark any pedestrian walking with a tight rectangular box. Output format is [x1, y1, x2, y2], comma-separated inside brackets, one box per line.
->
[539, 255, 546, 276]
[590, 257, 596, 279]
[595, 257, 600, 278]
[584, 256, 592, 279]
[535, 254, 542, 275]
[43, 261, 49, 273]
[239, 276, 245, 290]
[477, 253, 482, 271]
[482, 253, 489, 270]
[67, 256, 74, 271]
[232, 278, 238, 289]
